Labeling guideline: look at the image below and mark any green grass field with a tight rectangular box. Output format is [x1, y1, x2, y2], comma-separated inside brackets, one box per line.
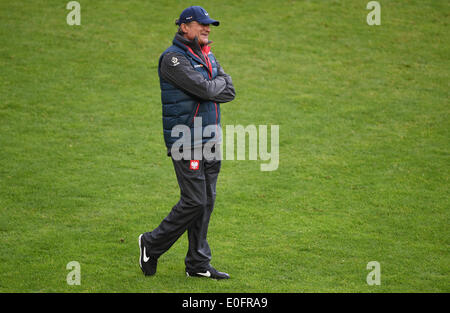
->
[0, 0, 448, 292]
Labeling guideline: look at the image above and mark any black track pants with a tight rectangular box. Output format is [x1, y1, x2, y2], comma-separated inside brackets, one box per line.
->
[143, 157, 221, 272]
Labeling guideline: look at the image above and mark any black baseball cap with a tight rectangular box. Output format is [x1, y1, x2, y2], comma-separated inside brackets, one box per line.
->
[176, 6, 220, 26]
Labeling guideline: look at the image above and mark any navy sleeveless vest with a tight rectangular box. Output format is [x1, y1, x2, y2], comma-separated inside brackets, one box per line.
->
[158, 37, 221, 149]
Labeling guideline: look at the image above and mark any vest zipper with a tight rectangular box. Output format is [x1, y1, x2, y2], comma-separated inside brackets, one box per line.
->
[191, 103, 200, 125]
[214, 102, 218, 124]
[214, 102, 218, 136]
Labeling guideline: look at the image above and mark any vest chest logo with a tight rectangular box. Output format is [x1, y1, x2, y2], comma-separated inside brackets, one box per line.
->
[194, 64, 203, 68]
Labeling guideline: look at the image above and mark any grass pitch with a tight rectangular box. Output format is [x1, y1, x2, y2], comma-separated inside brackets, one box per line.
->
[0, 0, 448, 292]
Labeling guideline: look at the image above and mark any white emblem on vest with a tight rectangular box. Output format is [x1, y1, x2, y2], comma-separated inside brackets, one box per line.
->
[171, 56, 180, 66]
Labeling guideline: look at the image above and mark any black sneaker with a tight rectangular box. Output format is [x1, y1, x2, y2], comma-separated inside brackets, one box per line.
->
[186, 266, 230, 280]
[138, 234, 157, 276]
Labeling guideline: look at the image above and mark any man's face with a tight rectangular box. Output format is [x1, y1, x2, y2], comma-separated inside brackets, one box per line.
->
[181, 21, 211, 45]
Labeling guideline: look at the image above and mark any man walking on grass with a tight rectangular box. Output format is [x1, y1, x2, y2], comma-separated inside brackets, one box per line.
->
[139, 6, 235, 279]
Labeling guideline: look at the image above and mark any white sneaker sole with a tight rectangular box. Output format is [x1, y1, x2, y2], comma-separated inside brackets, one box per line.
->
[138, 234, 143, 270]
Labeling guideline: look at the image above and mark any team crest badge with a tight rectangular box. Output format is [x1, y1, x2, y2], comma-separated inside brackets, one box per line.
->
[190, 160, 200, 170]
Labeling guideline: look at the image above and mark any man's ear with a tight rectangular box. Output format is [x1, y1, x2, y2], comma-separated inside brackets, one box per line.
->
[180, 23, 189, 34]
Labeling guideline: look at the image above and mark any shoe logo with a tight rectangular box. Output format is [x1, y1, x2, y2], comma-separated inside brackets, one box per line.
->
[143, 247, 150, 262]
[197, 271, 211, 277]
